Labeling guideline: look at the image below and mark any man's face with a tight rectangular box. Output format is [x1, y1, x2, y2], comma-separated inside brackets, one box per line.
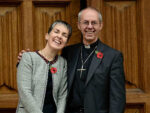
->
[78, 9, 103, 44]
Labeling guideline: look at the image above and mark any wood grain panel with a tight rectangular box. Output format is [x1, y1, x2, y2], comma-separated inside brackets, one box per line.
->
[0, 108, 16, 113]
[125, 104, 144, 113]
[21, 1, 34, 49]
[0, 4, 21, 108]
[0, 6, 20, 90]
[68, 0, 81, 45]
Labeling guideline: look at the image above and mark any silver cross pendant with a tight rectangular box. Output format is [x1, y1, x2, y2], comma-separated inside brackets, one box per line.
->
[77, 65, 86, 78]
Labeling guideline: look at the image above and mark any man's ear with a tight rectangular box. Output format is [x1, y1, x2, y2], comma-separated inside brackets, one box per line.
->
[99, 22, 103, 30]
[45, 33, 49, 40]
[77, 22, 81, 30]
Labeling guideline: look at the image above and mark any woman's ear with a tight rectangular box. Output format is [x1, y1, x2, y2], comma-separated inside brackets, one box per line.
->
[45, 33, 49, 40]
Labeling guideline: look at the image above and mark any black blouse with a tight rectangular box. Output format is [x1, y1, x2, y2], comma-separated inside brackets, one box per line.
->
[42, 68, 56, 113]
[36, 51, 57, 113]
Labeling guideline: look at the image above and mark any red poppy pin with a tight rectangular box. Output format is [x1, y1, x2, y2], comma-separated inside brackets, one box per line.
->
[50, 67, 57, 74]
[95, 50, 103, 59]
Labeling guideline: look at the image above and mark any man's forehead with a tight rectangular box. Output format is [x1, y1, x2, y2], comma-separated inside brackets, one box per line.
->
[81, 9, 99, 18]
[82, 8, 98, 15]
[81, 14, 99, 21]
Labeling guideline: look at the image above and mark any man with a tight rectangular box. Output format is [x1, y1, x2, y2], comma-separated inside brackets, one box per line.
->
[18, 7, 126, 113]
[62, 7, 126, 113]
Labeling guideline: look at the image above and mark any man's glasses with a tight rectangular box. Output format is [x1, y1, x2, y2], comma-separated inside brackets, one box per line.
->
[80, 21, 100, 27]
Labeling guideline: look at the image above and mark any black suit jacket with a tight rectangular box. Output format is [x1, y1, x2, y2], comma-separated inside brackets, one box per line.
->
[62, 40, 126, 113]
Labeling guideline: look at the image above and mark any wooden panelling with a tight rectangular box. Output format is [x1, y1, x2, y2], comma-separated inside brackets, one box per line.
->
[0, 3, 21, 108]
[68, 0, 81, 45]
[125, 104, 145, 113]
[87, 0, 150, 112]
[104, 1, 139, 89]
[0, 6, 19, 90]
[21, 1, 34, 49]
[0, 108, 16, 113]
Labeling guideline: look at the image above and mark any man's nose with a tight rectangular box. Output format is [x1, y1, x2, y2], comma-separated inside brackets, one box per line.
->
[87, 23, 93, 28]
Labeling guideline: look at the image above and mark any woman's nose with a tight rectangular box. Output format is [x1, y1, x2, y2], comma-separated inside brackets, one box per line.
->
[57, 33, 62, 38]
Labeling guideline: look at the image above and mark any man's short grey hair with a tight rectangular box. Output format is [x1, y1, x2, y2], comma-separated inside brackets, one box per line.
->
[78, 7, 103, 22]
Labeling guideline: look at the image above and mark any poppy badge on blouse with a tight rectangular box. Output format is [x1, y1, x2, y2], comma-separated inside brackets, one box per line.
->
[50, 67, 57, 74]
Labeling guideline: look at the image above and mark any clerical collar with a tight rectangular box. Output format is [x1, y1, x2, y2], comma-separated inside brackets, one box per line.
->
[83, 40, 98, 49]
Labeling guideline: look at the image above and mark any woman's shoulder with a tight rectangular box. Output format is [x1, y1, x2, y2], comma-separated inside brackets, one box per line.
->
[57, 55, 67, 67]
[21, 51, 41, 63]
[56, 55, 67, 70]
[58, 55, 66, 62]
[22, 51, 37, 56]
[22, 51, 40, 59]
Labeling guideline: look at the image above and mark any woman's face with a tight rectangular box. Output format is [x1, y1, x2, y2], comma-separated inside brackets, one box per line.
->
[46, 24, 69, 50]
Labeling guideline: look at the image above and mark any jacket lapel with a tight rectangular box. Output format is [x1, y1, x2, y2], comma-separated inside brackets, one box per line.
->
[85, 40, 104, 86]
[51, 57, 61, 100]
[68, 44, 81, 92]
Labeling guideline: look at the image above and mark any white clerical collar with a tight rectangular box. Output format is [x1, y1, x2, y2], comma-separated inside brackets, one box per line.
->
[83, 40, 99, 49]
[84, 45, 90, 49]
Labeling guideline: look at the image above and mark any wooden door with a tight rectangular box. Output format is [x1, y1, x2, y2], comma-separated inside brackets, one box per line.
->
[0, 0, 81, 112]
[87, 0, 150, 113]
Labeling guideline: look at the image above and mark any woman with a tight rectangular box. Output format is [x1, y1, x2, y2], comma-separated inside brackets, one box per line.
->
[16, 20, 72, 113]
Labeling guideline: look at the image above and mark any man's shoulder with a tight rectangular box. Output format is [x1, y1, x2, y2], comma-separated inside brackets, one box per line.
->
[61, 43, 81, 58]
[101, 41, 122, 55]
[64, 43, 81, 50]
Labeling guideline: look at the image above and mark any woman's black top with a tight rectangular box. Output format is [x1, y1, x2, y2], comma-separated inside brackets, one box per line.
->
[36, 51, 57, 113]
[42, 68, 57, 113]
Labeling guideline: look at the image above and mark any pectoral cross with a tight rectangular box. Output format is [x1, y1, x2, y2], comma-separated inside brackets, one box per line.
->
[77, 65, 86, 78]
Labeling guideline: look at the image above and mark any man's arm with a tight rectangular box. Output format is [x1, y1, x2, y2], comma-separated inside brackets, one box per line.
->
[109, 52, 126, 113]
[16, 49, 30, 67]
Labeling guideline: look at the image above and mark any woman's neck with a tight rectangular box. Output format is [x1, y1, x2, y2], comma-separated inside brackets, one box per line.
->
[40, 47, 58, 61]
